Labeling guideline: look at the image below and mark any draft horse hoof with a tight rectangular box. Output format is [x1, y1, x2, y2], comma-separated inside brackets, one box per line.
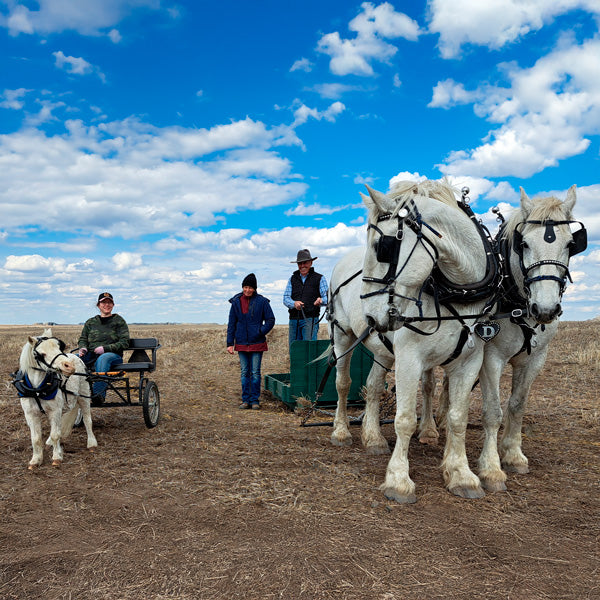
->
[382, 488, 417, 504]
[449, 486, 485, 499]
[52, 460, 62, 467]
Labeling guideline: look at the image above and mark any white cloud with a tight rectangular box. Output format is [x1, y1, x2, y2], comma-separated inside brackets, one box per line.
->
[1, 88, 30, 110]
[427, 0, 600, 59]
[316, 1, 420, 76]
[53, 50, 94, 75]
[284, 202, 359, 216]
[108, 28, 121, 43]
[0, 113, 308, 238]
[292, 101, 345, 126]
[113, 252, 143, 271]
[438, 37, 600, 178]
[429, 79, 476, 108]
[290, 57, 313, 72]
[1, 0, 163, 38]
[388, 171, 428, 189]
[309, 83, 363, 100]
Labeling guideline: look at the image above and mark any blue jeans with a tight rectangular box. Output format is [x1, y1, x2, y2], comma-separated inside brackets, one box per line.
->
[239, 351, 263, 405]
[83, 351, 122, 397]
[289, 318, 319, 351]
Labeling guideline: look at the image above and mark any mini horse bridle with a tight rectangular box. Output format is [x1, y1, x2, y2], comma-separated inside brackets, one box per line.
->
[32, 336, 69, 371]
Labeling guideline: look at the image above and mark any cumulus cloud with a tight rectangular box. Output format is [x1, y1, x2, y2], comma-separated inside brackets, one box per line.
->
[427, 0, 600, 59]
[438, 37, 600, 178]
[316, 1, 420, 76]
[292, 101, 345, 126]
[113, 252, 143, 271]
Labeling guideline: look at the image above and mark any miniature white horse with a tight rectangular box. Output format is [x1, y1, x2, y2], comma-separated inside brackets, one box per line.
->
[327, 247, 437, 453]
[16, 329, 97, 468]
[433, 185, 585, 490]
[360, 180, 498, 503]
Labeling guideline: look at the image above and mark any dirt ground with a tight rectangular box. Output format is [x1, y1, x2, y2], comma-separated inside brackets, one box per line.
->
[0, 322, 598, 600]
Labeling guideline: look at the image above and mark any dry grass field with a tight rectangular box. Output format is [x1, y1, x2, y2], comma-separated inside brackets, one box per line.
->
[0, 322, 598, 599]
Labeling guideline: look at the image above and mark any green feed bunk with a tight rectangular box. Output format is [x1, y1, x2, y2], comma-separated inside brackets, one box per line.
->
[264, 340, 374, 409]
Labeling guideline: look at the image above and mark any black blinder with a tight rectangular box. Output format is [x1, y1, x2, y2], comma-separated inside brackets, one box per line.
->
[513, 228, 524, 254]
[569, 226, 587, 257]
[375, 235, 397, 263]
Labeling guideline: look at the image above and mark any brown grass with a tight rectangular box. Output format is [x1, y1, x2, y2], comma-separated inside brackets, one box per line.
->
[0, 322, 598, 599]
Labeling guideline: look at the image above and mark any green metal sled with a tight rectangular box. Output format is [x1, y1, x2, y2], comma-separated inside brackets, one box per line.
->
[264, 340, 374, 409]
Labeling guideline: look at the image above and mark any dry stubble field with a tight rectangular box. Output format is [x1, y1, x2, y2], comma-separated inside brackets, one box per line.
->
[0, 322, 598, 600]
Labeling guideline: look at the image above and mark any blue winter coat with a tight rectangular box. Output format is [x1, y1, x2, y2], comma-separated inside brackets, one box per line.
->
[227, 292, 275, 347]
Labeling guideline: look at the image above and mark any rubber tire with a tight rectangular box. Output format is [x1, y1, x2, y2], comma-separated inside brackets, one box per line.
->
[142, 380, 160, 428]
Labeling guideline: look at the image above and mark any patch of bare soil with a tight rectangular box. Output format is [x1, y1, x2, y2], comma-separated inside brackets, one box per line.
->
[0, 323, 598, 599]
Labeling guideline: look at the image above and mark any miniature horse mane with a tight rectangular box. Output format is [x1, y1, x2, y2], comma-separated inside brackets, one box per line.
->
[19, 339, 39, 372]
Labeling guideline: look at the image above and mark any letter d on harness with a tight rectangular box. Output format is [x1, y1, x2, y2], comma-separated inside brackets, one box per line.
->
[474, 321, 501, 342]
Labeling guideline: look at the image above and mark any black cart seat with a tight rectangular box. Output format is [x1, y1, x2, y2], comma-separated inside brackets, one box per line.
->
[111, 338, 161, 373]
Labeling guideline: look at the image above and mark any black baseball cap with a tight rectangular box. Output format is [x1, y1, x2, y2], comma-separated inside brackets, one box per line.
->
[97, 292, 114, 303]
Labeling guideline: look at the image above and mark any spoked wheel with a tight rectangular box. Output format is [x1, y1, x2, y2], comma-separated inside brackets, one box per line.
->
[142, 380, 160, 428]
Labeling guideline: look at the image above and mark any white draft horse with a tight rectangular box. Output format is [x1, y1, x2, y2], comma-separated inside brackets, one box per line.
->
[327, 248, 437, 454]
[432, 185, 586, 490]
[15, 329, 97, 468]
[360, 180, 498, 503]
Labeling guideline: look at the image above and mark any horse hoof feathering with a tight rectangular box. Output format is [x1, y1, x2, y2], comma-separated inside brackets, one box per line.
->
[503, 464, 529, 474]
[365, 444, 391, 456]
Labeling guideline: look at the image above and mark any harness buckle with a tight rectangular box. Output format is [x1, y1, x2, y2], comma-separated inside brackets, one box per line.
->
[511, 308, 524, 318]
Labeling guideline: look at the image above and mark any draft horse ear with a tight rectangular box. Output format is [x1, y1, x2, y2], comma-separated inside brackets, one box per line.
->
[519, 187, 533, 219]
[28, 336, 38, 346]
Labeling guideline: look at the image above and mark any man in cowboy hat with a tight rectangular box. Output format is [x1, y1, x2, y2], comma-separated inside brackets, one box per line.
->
[283, 248, 328, 351]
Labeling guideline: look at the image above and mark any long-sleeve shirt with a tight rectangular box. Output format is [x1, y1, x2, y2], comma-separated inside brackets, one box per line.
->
[283, 274, 328, 310]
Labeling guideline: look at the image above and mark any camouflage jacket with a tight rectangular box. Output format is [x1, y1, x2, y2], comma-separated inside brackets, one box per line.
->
[77, 314, 130, 356]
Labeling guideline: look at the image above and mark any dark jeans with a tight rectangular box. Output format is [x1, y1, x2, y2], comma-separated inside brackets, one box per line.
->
[83, 351, 122, 397]
[239, 351, 263, 405]
[288, 317, 319, 351]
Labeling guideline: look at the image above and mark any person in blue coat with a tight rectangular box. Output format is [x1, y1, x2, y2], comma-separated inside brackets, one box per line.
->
[227, 273, 275, 410]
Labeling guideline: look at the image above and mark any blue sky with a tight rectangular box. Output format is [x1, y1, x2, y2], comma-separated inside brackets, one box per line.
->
[1, 0, 599, 325]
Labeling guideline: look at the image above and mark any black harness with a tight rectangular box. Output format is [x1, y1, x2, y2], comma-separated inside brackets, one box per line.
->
[360, 190, 502, 356]
[11, 336, 70, 414]
[492, 211, 587, 356]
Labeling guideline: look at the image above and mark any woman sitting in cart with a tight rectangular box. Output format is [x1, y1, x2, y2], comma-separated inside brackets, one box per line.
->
[78, 292, 130, 403]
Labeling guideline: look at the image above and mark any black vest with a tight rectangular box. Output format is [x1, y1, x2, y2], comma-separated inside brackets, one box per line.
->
[289, 268, 323, 319]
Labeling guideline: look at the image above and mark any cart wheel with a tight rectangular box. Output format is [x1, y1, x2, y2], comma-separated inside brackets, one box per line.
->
[142, 381, 160, 428]
[74, 408, 83, 427]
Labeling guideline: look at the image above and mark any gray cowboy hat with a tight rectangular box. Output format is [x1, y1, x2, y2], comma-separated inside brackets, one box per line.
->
[291, 248, 318, 263]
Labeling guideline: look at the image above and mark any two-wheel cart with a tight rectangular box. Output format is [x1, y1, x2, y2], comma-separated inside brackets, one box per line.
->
[78, 338, 162, 428]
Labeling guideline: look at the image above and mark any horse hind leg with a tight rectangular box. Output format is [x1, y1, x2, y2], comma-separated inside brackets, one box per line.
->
[79, 398, 98, 451]
[418, 368, 439, 445]
[361, 363, 391, 455]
